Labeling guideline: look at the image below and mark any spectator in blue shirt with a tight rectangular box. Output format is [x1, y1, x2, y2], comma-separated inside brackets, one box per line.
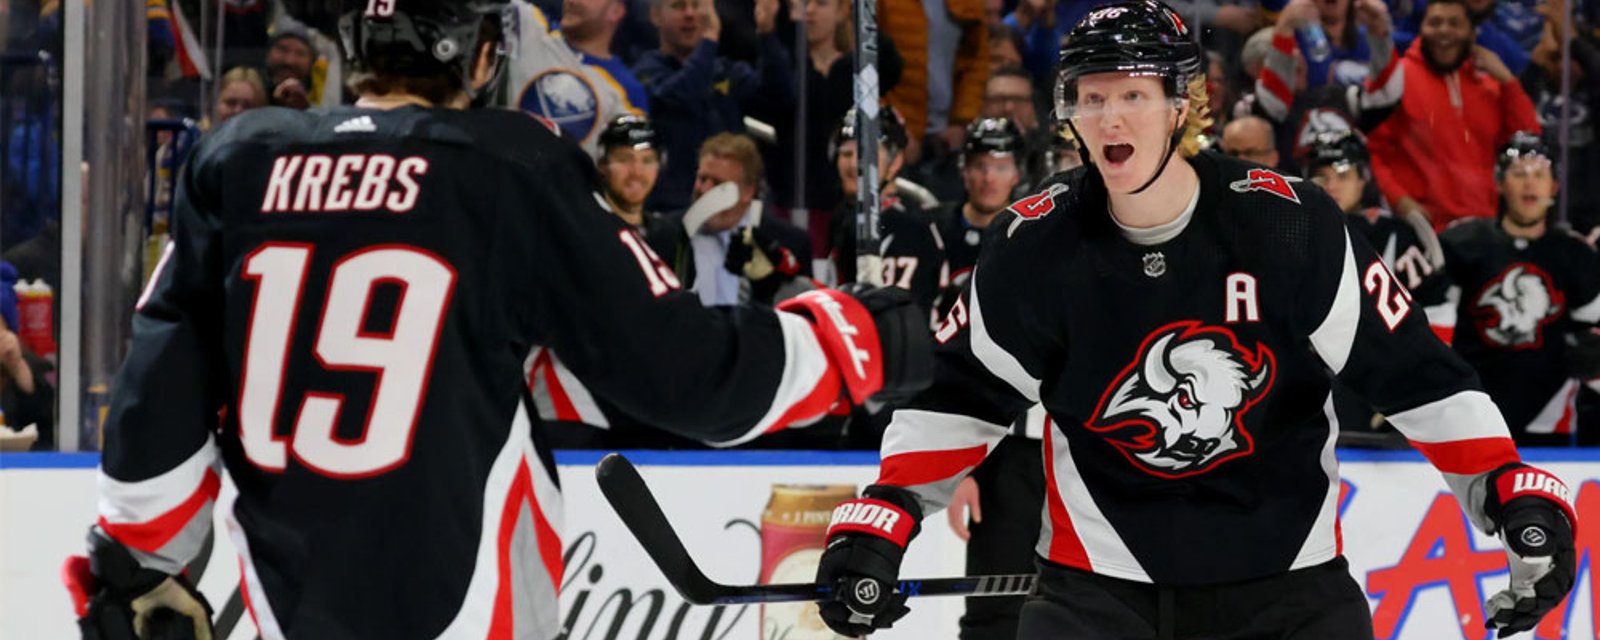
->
[633, 0, 795, 211]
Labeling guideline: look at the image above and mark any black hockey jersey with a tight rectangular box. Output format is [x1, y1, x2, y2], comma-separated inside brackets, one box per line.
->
[929, 202, 991, 320]
[93, 106, 849, 639]
[879, 201, 949, 325]
[1438, 218, 1600, 443]
[877, 152, 1524, 585]
[1330, 206, 1452, 434]
[1345, 206, 1449, 305]
[831, 196, 950, 322]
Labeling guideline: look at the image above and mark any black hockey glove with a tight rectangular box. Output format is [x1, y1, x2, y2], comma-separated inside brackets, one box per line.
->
[1483, 464, 1577, 638]
[63, 532, 214, 640]
[1564, 327, 1600, 380]
[725, 225, 803, 282]
[816, 484, 924, 637]
[776, 286, 933, 408]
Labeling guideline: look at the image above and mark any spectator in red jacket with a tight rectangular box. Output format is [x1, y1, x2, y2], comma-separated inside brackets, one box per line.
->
[1367, 0, 1539, 231]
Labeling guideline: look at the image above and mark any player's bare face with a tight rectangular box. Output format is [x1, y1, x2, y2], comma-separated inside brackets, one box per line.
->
[602, 146, 661, 209]
[1500, 158, 1556, 225]
[1072, 73, 1183, 194]
[1310, 165, 1365, 213]
[962, 154, 1021, 214]
[837, 140, 860, 197]
[835, 140, 895, 199]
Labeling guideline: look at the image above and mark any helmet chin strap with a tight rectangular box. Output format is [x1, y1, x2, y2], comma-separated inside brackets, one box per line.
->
[1128, 109, 1185, 195]
[1064, 106, 1186, 195]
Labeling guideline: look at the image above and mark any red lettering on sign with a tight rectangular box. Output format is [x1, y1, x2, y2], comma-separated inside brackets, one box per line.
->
[1367, 493, 1507, 639]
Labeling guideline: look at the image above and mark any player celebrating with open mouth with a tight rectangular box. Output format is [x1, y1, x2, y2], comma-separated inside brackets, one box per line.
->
[813, 1, 1577, 638]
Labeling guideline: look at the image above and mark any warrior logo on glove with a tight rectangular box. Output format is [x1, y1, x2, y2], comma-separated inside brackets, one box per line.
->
[1087, 320, 1276, 478]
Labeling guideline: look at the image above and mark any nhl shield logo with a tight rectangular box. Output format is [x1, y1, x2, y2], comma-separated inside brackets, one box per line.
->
[1143, 252, 1167, 278]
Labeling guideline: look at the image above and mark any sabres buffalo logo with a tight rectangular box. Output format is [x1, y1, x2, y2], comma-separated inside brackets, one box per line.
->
[1086, 321, 1276, 478]
[1473, 263, 1564, 349]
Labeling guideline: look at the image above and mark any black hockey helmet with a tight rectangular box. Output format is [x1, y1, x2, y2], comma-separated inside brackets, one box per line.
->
[1301, 130, 1370, 179]
[1053, 0, 1201, 120]
[599, 114, 661, 153]
[961, 117, 1025, 160]
[302, 0, 506, 98]
[829, 106, 911, 161]
[1496, 131, 1554, 179]
[1053, 0, 1201, 194]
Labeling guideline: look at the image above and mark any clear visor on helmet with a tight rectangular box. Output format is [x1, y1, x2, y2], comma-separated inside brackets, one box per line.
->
[1054, 71, 1184, 123]
[1499, 153, 1553, 178]
[1308, 161, 1361, 186]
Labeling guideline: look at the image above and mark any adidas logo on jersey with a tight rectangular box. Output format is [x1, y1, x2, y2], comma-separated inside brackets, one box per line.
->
[333, 116, 376, 133]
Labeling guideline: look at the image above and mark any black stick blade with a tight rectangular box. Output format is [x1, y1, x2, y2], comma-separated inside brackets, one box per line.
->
[594, 453, 726, 604]
[594, 453, 1038, 606]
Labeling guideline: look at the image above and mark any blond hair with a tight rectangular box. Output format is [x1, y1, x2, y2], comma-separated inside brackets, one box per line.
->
[699, 132, 764, 186]
[220, 66, 268, 106]
[1179, 75, 1213, 157]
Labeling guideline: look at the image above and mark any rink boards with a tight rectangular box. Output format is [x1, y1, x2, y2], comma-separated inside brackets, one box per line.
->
[3, 449, 1598, 640]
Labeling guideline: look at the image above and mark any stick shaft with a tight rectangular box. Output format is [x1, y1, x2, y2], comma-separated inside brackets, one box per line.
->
[595, 454, 1037, 606]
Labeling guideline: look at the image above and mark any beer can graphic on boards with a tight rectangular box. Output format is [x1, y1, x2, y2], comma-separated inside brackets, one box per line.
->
[14, 279, 54, 361]
[761, 484, 857, 640]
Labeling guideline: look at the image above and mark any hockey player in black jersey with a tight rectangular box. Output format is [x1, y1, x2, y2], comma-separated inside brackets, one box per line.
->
[829, 107, 949, 322]
[814, 2, 1577, 639]
[1303, 130, 1447, 306]
[1438, 132, 1600, 446]
[595, 114, 677, 243]
[924, 116, 1044, 640]
[1303, 130, 1454, 441]
[60, 2, 931, 639]
[929, 116, 1027, 319]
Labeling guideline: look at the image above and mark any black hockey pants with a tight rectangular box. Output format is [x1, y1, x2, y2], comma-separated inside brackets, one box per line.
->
[1015, 556, 1375, 640]
[960, 435, 1046, 640]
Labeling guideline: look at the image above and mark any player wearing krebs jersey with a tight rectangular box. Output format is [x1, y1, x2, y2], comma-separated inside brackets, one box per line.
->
[815, 2, 1577, 639]
[60, 1, 931, 639]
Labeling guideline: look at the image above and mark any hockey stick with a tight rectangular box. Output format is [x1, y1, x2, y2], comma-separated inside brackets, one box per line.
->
[594, 453, 1037, 606]
[851, 0, 883, 286]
